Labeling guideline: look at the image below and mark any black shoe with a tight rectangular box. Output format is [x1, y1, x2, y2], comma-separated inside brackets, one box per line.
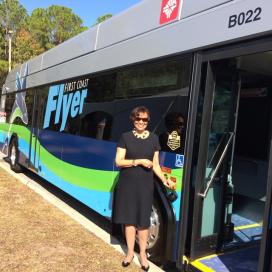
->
[141, 265, 150, 271]
[122, 256, 134, 267]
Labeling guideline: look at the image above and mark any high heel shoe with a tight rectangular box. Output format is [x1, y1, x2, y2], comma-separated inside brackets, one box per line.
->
[140, 254, 149, 271]
[141, 265, 150, 271]
[121, 256, 134, 267]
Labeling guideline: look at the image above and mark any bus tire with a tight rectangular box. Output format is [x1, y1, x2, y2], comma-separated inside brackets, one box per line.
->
[146, 200, 164, 262]
[8, 138, 23, 173]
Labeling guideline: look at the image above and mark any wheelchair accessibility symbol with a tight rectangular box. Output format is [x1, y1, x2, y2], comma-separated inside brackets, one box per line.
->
[175, 154, 184, 168]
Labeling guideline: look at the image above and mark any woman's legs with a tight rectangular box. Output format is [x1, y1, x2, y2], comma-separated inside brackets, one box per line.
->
[137, 228, 149, 267]
[124, 225, 136, 261]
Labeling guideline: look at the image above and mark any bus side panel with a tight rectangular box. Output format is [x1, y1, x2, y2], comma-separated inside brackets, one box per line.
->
[27, 129, 184, 220]
[36, 130, 117, 217]
[0, 123, 10, 155]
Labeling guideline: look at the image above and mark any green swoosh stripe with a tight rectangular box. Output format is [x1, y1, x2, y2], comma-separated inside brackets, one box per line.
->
[40, 145, 117, 192]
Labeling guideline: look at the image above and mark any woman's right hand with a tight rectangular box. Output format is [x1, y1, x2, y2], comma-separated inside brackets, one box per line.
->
[139, 159, 153, 169]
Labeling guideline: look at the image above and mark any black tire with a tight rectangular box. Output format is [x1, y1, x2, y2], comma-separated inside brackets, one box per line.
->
[8, 138, 23, 173]
[146, 200, 164, 263]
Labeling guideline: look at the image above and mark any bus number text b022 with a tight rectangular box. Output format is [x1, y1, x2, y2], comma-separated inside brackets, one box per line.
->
[228, 7, 262, 29]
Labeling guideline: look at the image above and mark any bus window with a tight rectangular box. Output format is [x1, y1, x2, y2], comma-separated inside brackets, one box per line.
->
[87, 73, 116, 102]
[112, 57, 192, 144]
[159, 112, 185, 153]
[23, 90, 34, 128]
[80, 111, 113, 140]
[78, 73, 116, 140]
[115, 58, 191, 99]
[5, 92, 15, 123]
[4, 90, 34, 127]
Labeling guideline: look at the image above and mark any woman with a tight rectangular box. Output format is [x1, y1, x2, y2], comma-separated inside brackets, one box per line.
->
[113, 106, 176, 271]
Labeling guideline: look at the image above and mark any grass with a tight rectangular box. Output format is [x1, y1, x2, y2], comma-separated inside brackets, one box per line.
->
[0, 168, 141, 272]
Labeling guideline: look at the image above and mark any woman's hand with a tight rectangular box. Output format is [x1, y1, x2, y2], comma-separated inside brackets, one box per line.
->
[163, 177, 176, 190]
[152, 151, 176, 190]
[138, 159, 153, 169]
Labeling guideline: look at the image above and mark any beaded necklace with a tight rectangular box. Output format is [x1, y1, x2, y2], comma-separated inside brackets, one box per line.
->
[132, 129, 150, 139]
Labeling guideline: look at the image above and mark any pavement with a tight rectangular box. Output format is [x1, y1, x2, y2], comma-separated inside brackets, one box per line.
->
[0, 154, 164, 272]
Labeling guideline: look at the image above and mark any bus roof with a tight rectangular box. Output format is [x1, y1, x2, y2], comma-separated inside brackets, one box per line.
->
[3, 0, 272, 93]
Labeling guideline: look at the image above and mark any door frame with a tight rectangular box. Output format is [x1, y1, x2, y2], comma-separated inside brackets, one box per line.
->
[28, 89, 39, 172]
[258, 139, 272, 272]
[177, 36, 272, 270]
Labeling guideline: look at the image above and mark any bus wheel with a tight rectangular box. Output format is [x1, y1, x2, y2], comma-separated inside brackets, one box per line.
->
[9, 139, 23, 173]
[121, 201, 164, 263]
[146, 200, 164, 262]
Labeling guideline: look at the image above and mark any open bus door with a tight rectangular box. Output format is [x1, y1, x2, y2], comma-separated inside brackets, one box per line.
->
[178, 57, 240, 270]
[189, 59, 240, 259]
[178, 47, 272, 272]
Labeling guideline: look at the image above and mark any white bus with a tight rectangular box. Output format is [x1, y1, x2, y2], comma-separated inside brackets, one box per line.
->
[1, 0, 272, 271]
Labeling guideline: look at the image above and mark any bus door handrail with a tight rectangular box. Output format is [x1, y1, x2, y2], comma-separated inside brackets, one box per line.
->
[198, 132, 234, 198]
[207, 132, 227, 169]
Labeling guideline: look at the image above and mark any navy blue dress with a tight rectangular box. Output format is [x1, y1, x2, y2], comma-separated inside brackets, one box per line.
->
[113, 131, 160, 228]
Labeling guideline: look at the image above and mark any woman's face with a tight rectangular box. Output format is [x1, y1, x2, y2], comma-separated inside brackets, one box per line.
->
[133, 112, 149, 132]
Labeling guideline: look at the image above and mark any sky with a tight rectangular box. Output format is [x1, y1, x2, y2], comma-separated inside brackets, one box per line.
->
[19, 0, 141, 27]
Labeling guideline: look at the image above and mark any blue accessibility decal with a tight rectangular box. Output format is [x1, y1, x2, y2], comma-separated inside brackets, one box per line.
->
[175, 154, 184, 168]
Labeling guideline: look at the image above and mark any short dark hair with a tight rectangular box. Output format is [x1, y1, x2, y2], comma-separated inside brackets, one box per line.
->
[130, 106, 150, 122]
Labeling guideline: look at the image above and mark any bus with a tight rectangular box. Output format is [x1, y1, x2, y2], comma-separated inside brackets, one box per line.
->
[1, 0, 272, 271]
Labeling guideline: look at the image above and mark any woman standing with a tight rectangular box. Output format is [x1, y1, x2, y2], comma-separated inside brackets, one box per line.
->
[113, 106, 176, 271]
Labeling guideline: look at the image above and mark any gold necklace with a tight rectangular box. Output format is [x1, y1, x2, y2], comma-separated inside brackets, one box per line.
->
[132, 129, 150, 139]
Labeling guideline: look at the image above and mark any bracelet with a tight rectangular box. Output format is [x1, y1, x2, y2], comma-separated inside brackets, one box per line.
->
[132, 160, 136, 166]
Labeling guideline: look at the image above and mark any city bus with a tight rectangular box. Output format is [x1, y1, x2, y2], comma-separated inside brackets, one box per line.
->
[1, 0, 272, 271]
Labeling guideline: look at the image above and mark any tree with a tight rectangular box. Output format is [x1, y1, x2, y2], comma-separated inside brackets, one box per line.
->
[0, 0, 27, 60]
[47, 5, 87, 44]
[0, 1, 87, 80]
[26, 5, 88, 50]
[12, 29, 44, 65]
[93, 14, 112, 26]
[0, 25, 6, 59]
[0, 0, 27, 34]
[24, 8, 52, 50]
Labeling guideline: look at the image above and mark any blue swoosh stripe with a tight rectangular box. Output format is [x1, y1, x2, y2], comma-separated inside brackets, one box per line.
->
[38, 130, 116, 171]
[38, 160, 113, 217]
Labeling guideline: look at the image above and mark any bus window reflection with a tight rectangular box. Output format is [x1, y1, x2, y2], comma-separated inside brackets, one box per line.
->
[159, 112, 185, 153]
[80, 111, 113, 140]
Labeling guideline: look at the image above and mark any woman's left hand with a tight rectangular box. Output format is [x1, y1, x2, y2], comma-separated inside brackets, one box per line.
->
[164, 178, 176, 190]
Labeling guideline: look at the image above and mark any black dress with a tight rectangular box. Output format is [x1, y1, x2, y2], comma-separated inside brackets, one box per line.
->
[113, 131, 160, 228]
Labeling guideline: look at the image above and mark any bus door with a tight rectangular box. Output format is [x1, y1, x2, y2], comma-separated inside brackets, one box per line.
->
[28, 90, 41, 172]
[188, 58, 240, 260]
[258, 144, 272, 271]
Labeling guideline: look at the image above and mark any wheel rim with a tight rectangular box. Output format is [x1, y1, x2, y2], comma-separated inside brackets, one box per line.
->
[147, 206, 160, 249]
[10, 145, 16, 166]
